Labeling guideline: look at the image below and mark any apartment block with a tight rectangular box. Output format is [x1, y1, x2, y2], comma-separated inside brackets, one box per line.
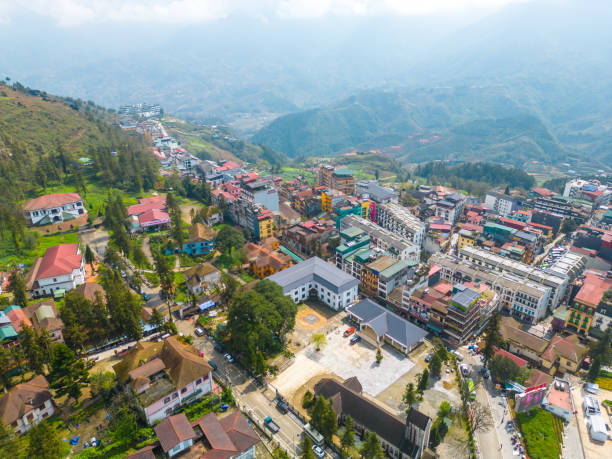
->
[375, 202, 426, 247]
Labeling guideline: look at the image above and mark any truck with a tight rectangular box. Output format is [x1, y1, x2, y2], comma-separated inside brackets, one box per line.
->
[467, 379, 476, 400]
[264, 416, 280, 434]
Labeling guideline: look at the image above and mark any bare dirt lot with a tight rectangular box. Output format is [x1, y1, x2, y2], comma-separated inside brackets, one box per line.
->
[287, 301, 345, 353]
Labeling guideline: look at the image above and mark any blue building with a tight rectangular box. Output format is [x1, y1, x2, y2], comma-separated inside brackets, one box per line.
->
[183, 223, 217, 256]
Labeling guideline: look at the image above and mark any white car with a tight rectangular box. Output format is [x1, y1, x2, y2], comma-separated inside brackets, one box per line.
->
[312, 445, 325, 458]
[224, 353, 234, 363]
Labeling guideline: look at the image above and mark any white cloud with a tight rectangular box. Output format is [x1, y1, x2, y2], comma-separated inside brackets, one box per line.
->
[0, 0, 532, 26]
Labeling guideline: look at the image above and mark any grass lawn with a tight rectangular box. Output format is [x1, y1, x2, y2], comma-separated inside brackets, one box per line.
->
[517, 408, 562, 459]
[0, 232, 79, 269]
[595, 376, 612, 391]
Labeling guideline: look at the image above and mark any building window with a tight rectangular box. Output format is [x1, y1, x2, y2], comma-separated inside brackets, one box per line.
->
[164, 397, 171, 404]
[196, 378, 203, 385]
[181, 387, 188, 394]
[172, 393, 178, 399]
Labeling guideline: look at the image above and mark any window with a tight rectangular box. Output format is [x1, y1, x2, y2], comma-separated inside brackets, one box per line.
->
[172, 393, 178, 399]
[181, 387, 188, 394]
[164, 397, 171, 404]
[165, 408, 173, 415]
[196, 378, 203, 385]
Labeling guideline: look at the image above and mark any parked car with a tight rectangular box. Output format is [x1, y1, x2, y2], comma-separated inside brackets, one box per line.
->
[142, 293, 150, 301]
[224, 353, 234, 363]
[343, 327, 356, 337]
[276, 399, 289, 414]
[425, 353, 434, 362]
[194, 327, 205, 337]
[312, 445, 325, 458]
[350, 335, 361, 345]
[207, 360, 217, 371]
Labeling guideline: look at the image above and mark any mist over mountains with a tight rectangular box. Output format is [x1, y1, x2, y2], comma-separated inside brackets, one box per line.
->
[2, 0, 611, 166]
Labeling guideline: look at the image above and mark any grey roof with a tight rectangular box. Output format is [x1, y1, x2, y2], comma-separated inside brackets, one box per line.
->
[450, 284, 480, 309]
[515, 230, 537, 243]
[356, 180, 398, 203]
[347, 299, 427, 348]
[268, 257, 358, 294]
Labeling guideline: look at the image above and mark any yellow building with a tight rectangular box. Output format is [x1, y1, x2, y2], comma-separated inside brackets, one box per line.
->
[457, 229, 478, 249]
[256, 210, 275, 240]
[540, 335, 587, 374]
[565, 270, 611, 335]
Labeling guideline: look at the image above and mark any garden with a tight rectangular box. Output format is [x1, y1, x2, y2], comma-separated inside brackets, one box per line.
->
[516, 408, 562, 459]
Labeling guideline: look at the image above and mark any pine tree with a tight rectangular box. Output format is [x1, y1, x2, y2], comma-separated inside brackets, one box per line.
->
[403, 382, 417, 408]
[483, 311, 501, 362]
[8, 270, 28, 307]
[84, 244, 95, 270]
[28, 420, 63, 459]
[340, 415, 355, 456]
[299, 434, 315, 459]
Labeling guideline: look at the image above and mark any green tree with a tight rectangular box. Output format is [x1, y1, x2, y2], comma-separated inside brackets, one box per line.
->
[49, 343, 89, 401]
[90, 371, 117, 400]
[8, 270, 28, 307]
[483, 311, 501, 362]
[216, 225, 245, 252]
[403, 382, 417, 409]
[340, 415, 355, 457]
[20, 325, 46, 374]
[589, 326, 611, 366]
[429, 353, 442, 377]
[84, 244, 95, 270]
[312, 333, 327, 351]
[154, 251, 174, 303]
[587, 356, 602, 382]
[27, 420, 62, 459]
[0, 421, 20, 457]
[359, 431, 384, 459]
[560, 218, 577, 234]
[0, 347, 14, 388]
[376, 347, 383, 364]
[310, 396, 330, 436]
[220, 274, 239, 306]
[149, 307, 165, 332]
[489, 355, 527, 383]
[417, 369, 429, 394]
[300, 434, 315, 459]
[320, 398, 338, 441]
[254, 351, 268, 377]
[132, 245, 148, 267]
[107, 390, 145, 445]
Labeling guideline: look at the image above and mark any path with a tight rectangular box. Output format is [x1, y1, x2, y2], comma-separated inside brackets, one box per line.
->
[141, 235, 155, 265]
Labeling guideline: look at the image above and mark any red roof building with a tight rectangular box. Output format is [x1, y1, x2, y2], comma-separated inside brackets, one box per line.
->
[26, 244, 85, 297]
[494, 347, 528, 368]
[23, 193, 82, 211]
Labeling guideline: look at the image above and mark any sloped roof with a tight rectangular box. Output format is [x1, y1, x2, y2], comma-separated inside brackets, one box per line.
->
[188, 223, 216, 242]
[6, 307, 32, 332]
[159, 336, 213, 389]
[185, 263, 219, 280]
[23, 193, 82, 210]
[0, 375, 52, 425]
[541, 335, 588, 365]
[494, 347, 528, 368]
[34, 244, 82, 280]
[73, 282, 105, 303]
[154, 413, 196, 453]
[499, 317, 548, 353]
[138, 209, 170, 225]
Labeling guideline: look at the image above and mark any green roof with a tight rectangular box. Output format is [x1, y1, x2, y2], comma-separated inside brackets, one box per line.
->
[5, 305, 22, 312]
[0, 326, 18, 340]
[484, 222, 516, 234]
[333, 168, 354, 177]
[380, 260, 413, 280]
[355, 249, 375, 263]
[340, 226, 365, 240]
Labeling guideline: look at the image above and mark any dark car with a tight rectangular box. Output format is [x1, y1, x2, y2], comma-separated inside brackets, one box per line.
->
[350, 335, 361, 345]
[214, 343, 224, 353]
[425, 353, 433, 362]
[276, 399, 289, 414]
[207, 360, 217, 371]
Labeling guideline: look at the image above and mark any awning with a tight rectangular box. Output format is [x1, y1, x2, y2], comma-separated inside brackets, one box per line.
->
[198, 300, 216, 311]
[426, 323, 441, 333]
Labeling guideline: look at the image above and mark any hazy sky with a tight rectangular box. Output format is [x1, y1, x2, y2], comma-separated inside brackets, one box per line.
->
[0, 0, 531, 26]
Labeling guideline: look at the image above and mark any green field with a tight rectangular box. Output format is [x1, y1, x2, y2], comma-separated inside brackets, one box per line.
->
[517, 408, 562, 459]
[0, 232, 79, 270]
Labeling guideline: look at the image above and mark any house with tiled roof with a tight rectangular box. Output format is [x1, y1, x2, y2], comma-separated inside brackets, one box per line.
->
[182, 223, 217, 256]
[113, 336, 213, 424]
[128, 197, 171, 233]
[499, 317, 549, 363]
[23, 192, 86, 226]
[26, 243, 85, 297]
[155, 413, 197, 457]
[315, 377, 431, 459]
[243, 242, 293, 279]
[540, 335, 587, 375]
[0, 375, 55, 435]
[73, 282, 105, 303]
[494, 347, 528, 368]
[184, 263, 221, 296]
[23, 301, 65, 342]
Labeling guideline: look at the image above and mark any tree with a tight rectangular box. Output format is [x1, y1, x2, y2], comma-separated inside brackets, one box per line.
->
[470, 401, 493, 433]
[438, 401, 451, 418]
[132, 245, 147, 267]
[84, 244, 95, 270]
[49, 343, 89, 401]
[417, 369, 429, 394]
[220, 273, 239, 306]
[107, 390, 146, 445]
[216, 225, 245, 252]
[254, 351, 268, 377]
[8, 270, 28, 307]
[310, 396, 337, 441]
[149, 307, 165, 332]
[27, 420, 63, 459]
[90, 371, 117, 400]
[483, 311, 501, 362]
[359, 431, 384, 459]
[20, 325, 46, 374]
[312, 333, 327, 351]
[0, 421, 19, 457]
[299, 434, 315, 459]
[429, 353, 442, 377]
[376, 347, 383, 364]
[589, 326, 611, 366]
[403, 382, 417, 409]
[560, 218, 577, 234]
[154, 251, 174, 302]
[504, 185, 510, 195]
[587, 356, 602, 382]
[0, 347, 14, 389]
[489, 355, 526, 383]
[341, 415, 355, 456]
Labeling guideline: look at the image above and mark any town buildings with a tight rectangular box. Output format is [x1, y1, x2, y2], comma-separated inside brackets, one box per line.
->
[127, 197, 171, 233]
[484, 191, 522, 217]
[243, 240, 294, 279]
[281, 220, 336, 257]
[268, 256, 359, 310]
[375, 202, 426, 247]
[565, 270, 612, 336]
[23, 193, 86, 226]
[355, 180, 398, 204]
[113, 337, 214, 424]
[433, 192, 466, 225]
[317, 165, 356, 195]
[314, 377, 431, 459]
[26, 243, 86, 297]
[23, 301, 65, 342]
[184, 263, 221, 296]
[0, 375, 55, 435]
[182, 223, 216, 256]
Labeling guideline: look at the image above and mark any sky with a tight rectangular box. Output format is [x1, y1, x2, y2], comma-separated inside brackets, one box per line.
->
[0, 0, 532, 26]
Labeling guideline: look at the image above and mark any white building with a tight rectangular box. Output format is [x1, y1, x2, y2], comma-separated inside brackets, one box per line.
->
[27, 244, 86, 297]
[484, 191, 521, 217]
[434, 193, 466, 224]
[0, 376, 55, 435]
[375, 202, 426, 247]
[268, 257, 359, 310]
[23, 192, 86, 226]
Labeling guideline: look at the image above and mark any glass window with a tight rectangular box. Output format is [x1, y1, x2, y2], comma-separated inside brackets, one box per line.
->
[164, 397, 171, 404]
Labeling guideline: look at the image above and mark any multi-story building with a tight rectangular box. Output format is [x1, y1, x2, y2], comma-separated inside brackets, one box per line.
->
[243, 241, 294, 279]
[430, 253, 551, 322]
[458, 246, 568, 311]
[444, 284, 483, 345]
[484, 191, 522, 217]
[182, 223, 216, 256]
[457, 229, 478, 249]
[26, 243, 86, 298]
[226, 199, 275, 240]
[114, 337, 213, 425]
[281, 220, 336, 257]
[23, 193, 86, 226]
[317, 166, 356, 195]
[0, 376, 55, 435]
[340, 215, 420, 262]
[268, 257, 359, 310]
[565, 270, 612, 336]
[433, 193, 466, 224]
[375, 202, 426, 247]
[241, 179, 279, 212]
[321, 189, 346, 212]
[355, 180, 398, 204]
[533, 195, 587, 222]
[361, 255, 414, 299]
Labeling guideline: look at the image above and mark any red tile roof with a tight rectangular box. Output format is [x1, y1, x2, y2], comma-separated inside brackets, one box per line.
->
[6, 308, 32, 332]
[128, 202, 165, 216]
[35, 244, 82, 280]
[23, 193, 82, 211]
[494, 347, 528, 368]
[154, 413, 196, 453]
[138, 209, 170, 225]
[575, 270, 612, 307]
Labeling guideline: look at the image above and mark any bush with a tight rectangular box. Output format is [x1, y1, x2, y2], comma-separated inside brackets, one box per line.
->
[516, 408, 561, 459]
[303, 390, 314, 409]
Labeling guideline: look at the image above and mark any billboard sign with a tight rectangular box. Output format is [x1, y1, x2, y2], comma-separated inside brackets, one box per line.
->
[514, 385, 548, 412]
